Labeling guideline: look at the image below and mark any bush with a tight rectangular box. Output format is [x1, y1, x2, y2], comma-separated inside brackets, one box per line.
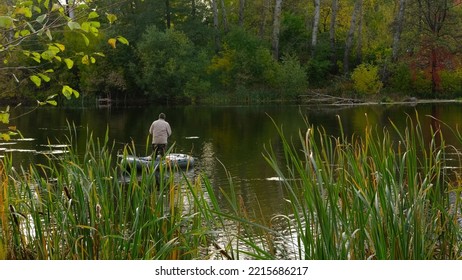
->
[440, 69, 462, 97]
[351, 63, 383, 95]
[274, 53, 308, 100]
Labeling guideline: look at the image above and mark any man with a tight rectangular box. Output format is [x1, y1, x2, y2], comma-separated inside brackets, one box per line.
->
[149, 113, 172, 158]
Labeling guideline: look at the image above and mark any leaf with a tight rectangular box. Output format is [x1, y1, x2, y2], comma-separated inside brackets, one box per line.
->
[62, 85, 79, 99]
[36, 14, 47, 24]
[54, 43, 65, 52]
[45, 28, 52, 40]
[62, 85, 73, 99]
[117, 36, 129, 45]
[1, 133, 10, 141]
[41, 50, 57, 60]
[81, 33, 90, 46]
[0, 112, 10, 124]
[46, 100, 57, 106]
[30, 75, 42, 87]
[67, 21, 81, 30]
[88, 11, 99, 19]
[108, 38, 117, 48]
[81, 22, 91, 33]
[20, 29, 31, 36]
[31, 52, 41, 63]
[106, 13, 117, 24]
[0, 16, 14, 28]
[15, 7, 33, 18]
[64, 58, 74, 69]
[82, 55, 90, 65]
[37, 73, 50, 82]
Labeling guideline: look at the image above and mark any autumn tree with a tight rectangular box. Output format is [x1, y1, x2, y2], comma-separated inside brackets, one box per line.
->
[0, 0, 127, 139]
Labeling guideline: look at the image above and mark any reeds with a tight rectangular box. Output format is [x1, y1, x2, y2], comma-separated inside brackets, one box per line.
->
[262, 113, 462, 259]
[1, 114, 461, 260]
[0, 125, 233, 260]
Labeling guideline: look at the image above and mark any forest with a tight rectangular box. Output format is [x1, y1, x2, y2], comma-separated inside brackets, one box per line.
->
[1, 0, 462, 106]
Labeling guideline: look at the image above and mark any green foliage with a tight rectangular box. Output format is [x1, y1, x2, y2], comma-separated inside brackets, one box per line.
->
[440, 69, 462, 97]
[351, 63, 383, 95]
[208, 28, 277, 97]
[273, 53, 308, 99]
[306, 58, 332, 86]
[135, 26, 204, 102]
[388, 62, 413, 94]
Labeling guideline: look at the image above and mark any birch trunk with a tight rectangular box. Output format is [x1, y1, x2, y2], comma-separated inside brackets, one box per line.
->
[272, 0, 283, 60]
[211, 0, 220, 52]
[392, 0, 407, 62]
[343, 0, 362, 74]
[330, 0, 338, 72]
[311, 0, 321, 57]
[259, 0, 271, 39]
[220, 0, 229, 32]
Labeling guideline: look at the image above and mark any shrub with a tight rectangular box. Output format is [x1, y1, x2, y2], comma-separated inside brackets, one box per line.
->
[274, 53, 308, 100]
[440, 69, 462, 97]
[351, 63, 383, 95]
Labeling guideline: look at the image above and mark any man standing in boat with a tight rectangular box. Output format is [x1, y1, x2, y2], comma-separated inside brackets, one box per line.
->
[149, 113, 172, 158]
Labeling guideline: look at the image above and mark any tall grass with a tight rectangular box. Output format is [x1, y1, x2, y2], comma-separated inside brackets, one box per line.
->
[262, 113, 462, 259]
[1, 114, 461, 260]
[0, 125, 238, 260]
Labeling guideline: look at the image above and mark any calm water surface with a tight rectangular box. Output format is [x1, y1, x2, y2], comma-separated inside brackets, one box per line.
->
[2, 103, 462, 221]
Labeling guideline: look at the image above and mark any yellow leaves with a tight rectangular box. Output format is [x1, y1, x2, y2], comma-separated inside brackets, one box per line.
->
[64, 58, 74, 69]
[81, 55, 96, 65]
[15, 7, 32, 18]
[108, 36, 129, 48]
[0, 111, 9, 124]
[351, 63, 383, 95]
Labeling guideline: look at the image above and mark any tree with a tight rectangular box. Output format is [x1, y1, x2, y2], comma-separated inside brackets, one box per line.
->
[311, 0, 321, 57]
[329, 0, 339, 72]
[0, 0, 127, 139]
[392, 0, 407, 62]
[343, 0, 363, 74]
[272, 0, 283, 60]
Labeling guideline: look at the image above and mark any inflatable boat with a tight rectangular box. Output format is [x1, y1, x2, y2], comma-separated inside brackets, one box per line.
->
[119, 153, 195, 171]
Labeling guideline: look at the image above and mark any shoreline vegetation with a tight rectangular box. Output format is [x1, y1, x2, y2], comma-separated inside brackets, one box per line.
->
[0, 115, 461, 260]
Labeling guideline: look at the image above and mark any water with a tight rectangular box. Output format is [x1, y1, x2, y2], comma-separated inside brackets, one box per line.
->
[2, 102, 462, 222]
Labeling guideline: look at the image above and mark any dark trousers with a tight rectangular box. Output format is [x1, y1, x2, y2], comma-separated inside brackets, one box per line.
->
[152, 143, 167, 158]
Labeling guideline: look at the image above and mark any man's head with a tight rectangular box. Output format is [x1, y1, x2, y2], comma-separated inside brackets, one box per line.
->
[159, 113, 166, 119]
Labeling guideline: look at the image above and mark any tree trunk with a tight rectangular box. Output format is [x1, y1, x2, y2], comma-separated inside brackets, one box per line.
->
[211, 0, 220, 53]
[330, 0, 338, 73]
[311, 0, 321, 57]
[239, 0, 246, 27]
[343, 0, 362, 74]
[259, 0, 271, 39]
[220, 0, 229, 33]
[166, 0, 171, 29]
[392, 0, 407, 62]
[356, 6, 363, 65]
[272, 0, 283, 60]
